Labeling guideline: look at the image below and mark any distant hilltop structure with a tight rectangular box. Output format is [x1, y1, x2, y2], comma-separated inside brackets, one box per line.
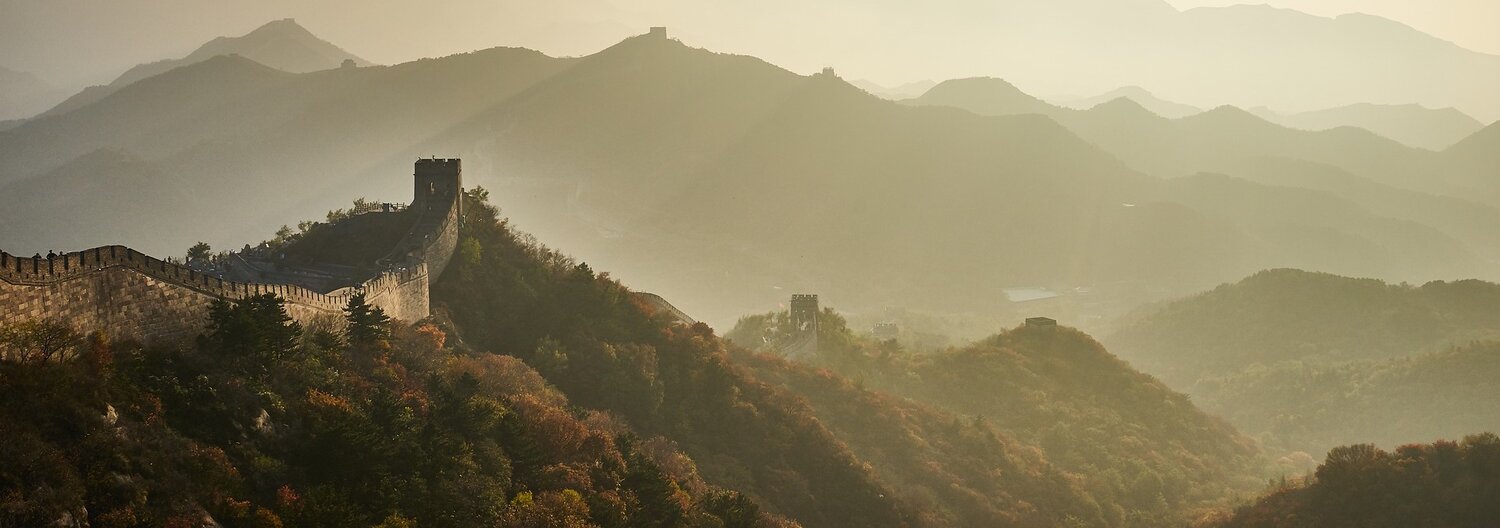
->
[784, 294, 820, 360]
[1025, 317, 1058, 329]
[649, 26, 668, 39]
[0, 158, 464, 344]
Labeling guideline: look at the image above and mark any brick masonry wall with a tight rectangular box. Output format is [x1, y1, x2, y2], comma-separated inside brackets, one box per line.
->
[0, 160, 462, 344]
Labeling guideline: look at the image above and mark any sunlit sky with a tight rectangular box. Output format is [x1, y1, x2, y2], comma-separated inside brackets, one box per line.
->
[1, 0, 1495, 92]
[1164, 0, 1500, 55]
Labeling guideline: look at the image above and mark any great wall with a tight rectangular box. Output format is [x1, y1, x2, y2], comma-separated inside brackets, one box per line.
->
[0, 158, 464, 344]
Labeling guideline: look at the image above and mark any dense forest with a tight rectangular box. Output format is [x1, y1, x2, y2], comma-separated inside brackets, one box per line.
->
[1209, 436, 1500, 528]
[727, 308, 1268, 526]
[1193, 341, 1500, 457]
[0, 295, 783, 526]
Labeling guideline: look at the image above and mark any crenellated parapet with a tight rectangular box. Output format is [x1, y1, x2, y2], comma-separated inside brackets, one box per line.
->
[382, 158, 462, 286]
[0, 159, 463, 345]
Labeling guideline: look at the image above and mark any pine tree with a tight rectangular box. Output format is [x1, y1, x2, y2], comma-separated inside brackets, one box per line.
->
[185, 241, 212, 263]
[201, 293, 301, 378]
[344, 292, 391, 346]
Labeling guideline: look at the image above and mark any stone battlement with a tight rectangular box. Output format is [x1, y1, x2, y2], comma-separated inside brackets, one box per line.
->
[0, 159, 463, 344]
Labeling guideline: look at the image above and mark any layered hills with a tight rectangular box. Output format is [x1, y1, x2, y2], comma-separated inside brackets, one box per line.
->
[905, 77, 1476, 196]
[753, 1, 1500, 121]
[1, 27, 1496, 329]
[1050, 87, 1486, 151]
[1107, 269, 1500, 385]
[310, 187, 1279, 525]
[1252, 103, 1485, 151]
[907, 77, 1500, 266]
[41, 19, 368, 119]
[1053, 86, 1204, 119]
[1107, 269, 1500, 456]
[728, 309, 1266, 524]
[0, 66, 67, 121]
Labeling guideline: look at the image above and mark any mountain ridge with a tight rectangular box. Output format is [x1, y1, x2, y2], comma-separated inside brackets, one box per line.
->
[1, 31, 1495, 329]
[0, 66, 68, 121]
[40, 18, 367, 118]
[1253, 103, 1484, 151]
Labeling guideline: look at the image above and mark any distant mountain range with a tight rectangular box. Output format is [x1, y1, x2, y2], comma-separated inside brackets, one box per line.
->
[0, 26, 1496, 328]
[720, 1, 1500, 122]
[1107, 269, 1500, 386]
[1105, 268, 1500, 456]
[1446, 121, 1500, 181]
[1158, 5, 1500, 121]
[1252, 103, 1485, 151]
[0, 66, 67, 121]
[40, 19, 367, 119]
[906, 78, 1500, 234]
[1052, 88, 1486, 151]
[850, 79, 937, 100]
[7, 0, 1500, 121]
[1052, 86, 1204, 119]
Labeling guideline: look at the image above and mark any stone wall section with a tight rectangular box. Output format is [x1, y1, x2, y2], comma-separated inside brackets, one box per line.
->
[0, 159, 463, 344]
[0, 247, 426, 344]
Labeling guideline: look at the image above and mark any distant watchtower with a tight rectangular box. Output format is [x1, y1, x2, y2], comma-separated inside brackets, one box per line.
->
[790, 294, 819, 333]
[785, 294, 821, 360]
[649, 26, 668, 39]
[1025, 317, 1058, 329]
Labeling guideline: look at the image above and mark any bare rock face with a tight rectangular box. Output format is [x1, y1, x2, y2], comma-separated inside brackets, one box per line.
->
[54, 508, 87, 527]
[255, 408, 274, 434]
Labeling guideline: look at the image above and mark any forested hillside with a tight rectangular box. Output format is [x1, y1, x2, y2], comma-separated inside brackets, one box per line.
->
[0, 296, 785, 527]
[1107, 269, 1500, 387]
[429, 189, 1186, 526]
[1192, 341, 1500, 457]
[1, 191, 1296, 526]
[727, 308, 1267, 525]
[1107, 268, 1500, 460]
[1210, 436, 1500, 528]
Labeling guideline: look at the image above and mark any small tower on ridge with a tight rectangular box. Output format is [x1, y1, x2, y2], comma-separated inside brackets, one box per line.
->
[785, 294, 821, 360]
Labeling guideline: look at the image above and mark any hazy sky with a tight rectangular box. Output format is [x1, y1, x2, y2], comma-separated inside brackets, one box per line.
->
[3, 0, 1496, 88]
[1165, 0, 1500, 55]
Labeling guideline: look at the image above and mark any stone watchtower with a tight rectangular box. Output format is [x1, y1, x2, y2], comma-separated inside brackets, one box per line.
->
[790, 294, 819, 333]
[784, 294, 821, 360]
[413, 158, 462, 217]
[395, 158, 464, 285]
